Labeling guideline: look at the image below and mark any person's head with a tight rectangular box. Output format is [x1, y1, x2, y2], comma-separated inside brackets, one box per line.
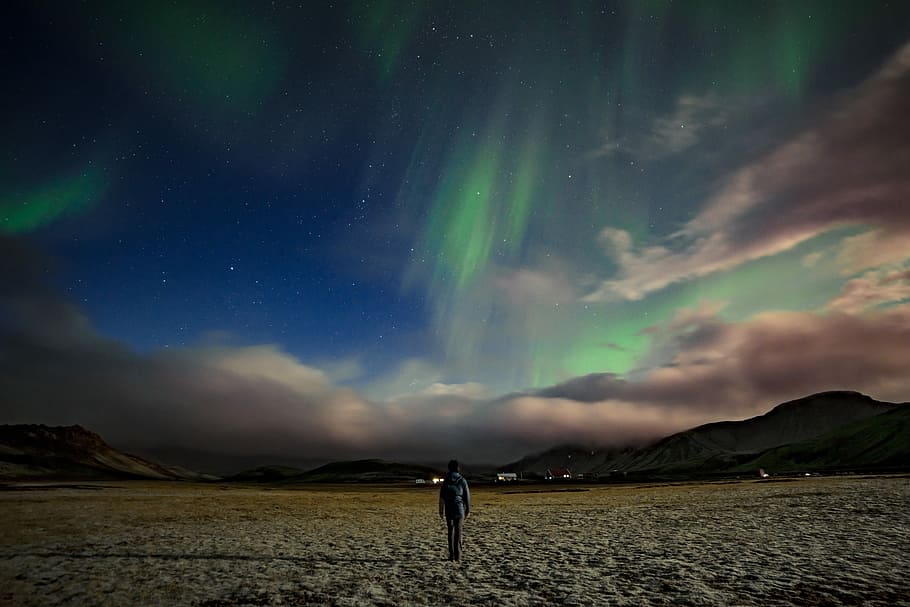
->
[447, 459, 460, 473]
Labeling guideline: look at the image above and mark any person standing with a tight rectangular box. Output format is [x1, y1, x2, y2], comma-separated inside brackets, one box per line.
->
[438, 459, 471, 561]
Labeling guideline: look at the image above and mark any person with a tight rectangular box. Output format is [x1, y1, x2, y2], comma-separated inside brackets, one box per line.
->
[438, 459, 470, 561]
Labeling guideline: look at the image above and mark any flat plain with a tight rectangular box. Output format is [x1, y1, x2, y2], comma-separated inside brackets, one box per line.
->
[1, 475, 908, 606]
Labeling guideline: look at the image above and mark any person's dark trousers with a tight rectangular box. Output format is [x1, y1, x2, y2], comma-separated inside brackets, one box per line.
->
[446, 517, 464, 560]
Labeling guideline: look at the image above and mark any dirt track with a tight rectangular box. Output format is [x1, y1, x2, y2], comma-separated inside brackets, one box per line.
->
[1, 476, 908, 606]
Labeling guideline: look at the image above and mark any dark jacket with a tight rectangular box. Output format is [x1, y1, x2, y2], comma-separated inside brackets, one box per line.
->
[438, 471, 470, 519]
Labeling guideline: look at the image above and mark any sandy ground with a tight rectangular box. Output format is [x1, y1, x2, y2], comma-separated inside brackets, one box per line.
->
[1, 475, 908, 606]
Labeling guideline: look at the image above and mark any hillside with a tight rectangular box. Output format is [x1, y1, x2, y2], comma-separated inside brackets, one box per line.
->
[291, 459, 443, 483]
[0, 424, 212, 481]
[502, 444, 636, 477]
[610, 391, 901, 473]
[508, 392, 907, 478]
[5, 390, 906, 483]
[735, 405, 910, 473]
[225, 465, 307, 482]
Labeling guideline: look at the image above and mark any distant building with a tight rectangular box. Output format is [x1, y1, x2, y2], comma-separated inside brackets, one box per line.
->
[495, 472, 518, 483]
[545, 468, 571, 480]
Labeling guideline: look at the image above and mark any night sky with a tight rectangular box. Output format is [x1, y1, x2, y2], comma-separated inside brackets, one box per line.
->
[3, 1, 910, 468]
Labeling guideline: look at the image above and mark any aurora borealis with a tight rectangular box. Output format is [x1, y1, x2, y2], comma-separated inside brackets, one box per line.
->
[3, 1, 910, 467]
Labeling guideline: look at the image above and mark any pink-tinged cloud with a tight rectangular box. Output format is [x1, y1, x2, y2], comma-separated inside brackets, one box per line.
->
[836, 230, 910, 274]
[826, 267, 910, 314]
[585, 43, 910, 302]
[4, 285, 909, 467]
[3, 237, 909, 466]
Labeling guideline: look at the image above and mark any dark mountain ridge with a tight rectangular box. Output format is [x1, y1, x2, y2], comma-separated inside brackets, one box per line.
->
[501, 444, 638, 476]
[3, 391, 907, 483]
[666, 391, 897, 452]
[508, 391, 908, 477]
[286, 459, 443, 483]
[735, 404, 910, 474]
[612, 391, 901, 472]
[0, 424, 212, 481]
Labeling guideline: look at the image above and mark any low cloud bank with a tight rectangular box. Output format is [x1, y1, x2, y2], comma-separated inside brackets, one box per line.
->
[3, 237, 909, 466]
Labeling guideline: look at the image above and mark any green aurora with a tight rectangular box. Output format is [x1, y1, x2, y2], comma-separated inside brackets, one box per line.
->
[392, 1, 880, 389]
[4, 0, 907, 397]
[1, 169, 106, 235]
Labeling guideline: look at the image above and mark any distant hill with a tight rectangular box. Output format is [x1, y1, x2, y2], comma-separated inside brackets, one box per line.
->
[224, 465, 308, 483]
[509, 391, 908, 478]
[226, 460, 501, 484]
[135, 447, 328, 477]
[502, 444, 636, 477]
[6, 391, 906, 483]
[291, 459, 443, 483]
[226, 459, 443, 483]
[0, 424, 213, 481]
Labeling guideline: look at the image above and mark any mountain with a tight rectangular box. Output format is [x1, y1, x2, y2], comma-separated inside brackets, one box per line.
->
[224, 465, 308, 482]
[290, 459, 443, 483]
[606, 391, 903, 474]
[226, 459, 503, 484]
[508, 391, 908, 478]
[6, 390, 906, 483]
[735, 404, 910, 473]
[501, 444, 637, 477]
[226, 459, 443, 483]
[135, 447, 328, 477]
[0, 424, 213, 481]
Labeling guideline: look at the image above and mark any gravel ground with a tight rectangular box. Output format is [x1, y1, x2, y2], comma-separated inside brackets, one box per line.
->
[1, 475, 908, 606]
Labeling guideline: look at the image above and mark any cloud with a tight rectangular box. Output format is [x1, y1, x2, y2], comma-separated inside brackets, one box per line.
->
[3, 236, 909, 469]
[836, 229, 910, 274]
[592, 93, 730, 161]
[826, 267, 910, 314]
[7, 286, 909, 468]
[362, 357, 447, 400]
[544, 302, 910, 410]
[0, 262, 506, 463]
[647, 94, 729, 156]
[585, 42, 910, 302]
[397, 255, 589, 391]
[481, 396, 704, 449]
[417, 382, 490, 399]
[801, 251, 824, 268]
[494, 267, 575, 307]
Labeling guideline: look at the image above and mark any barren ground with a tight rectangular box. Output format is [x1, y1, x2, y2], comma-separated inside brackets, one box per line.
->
[1, 475, 908, 606]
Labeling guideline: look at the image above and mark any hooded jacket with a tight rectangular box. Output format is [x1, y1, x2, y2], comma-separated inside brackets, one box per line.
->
[438, 471, 471, 520]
